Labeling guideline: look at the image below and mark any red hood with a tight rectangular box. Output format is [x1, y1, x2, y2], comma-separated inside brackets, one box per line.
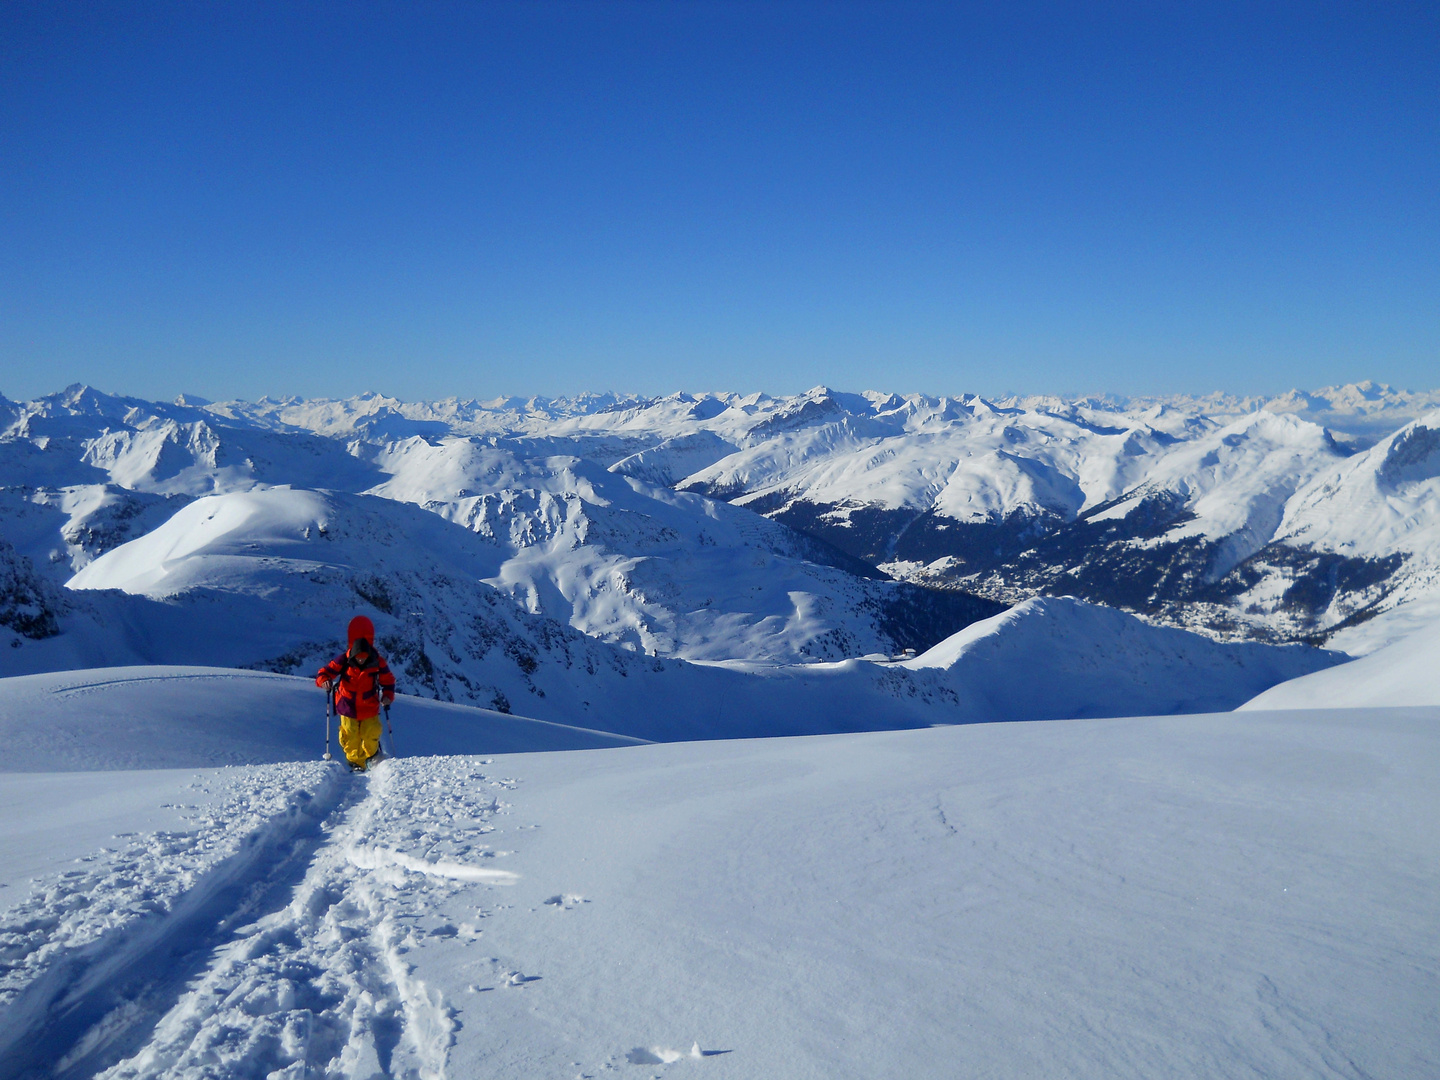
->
[348, 615, 376, 647]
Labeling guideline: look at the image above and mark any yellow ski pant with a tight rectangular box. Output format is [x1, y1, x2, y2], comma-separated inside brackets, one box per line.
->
[339, 715, 382, 766]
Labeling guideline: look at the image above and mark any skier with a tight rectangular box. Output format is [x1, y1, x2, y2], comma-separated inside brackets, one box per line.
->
[316, 615, 396, 771]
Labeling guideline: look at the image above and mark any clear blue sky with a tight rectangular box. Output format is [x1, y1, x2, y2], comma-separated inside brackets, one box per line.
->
[2, 1, 1437, 403]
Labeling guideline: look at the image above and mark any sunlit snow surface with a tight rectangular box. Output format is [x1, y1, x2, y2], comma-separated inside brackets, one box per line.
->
[1243, 612, 1440, 710]
[0, 666, 641, 772]
[0, 693, 1435, 1078]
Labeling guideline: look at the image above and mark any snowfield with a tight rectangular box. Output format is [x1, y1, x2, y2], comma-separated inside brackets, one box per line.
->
[0, 697, 1434, 1078]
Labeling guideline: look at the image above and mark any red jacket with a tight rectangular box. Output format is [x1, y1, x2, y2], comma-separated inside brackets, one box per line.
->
[316, 650, 396, 720]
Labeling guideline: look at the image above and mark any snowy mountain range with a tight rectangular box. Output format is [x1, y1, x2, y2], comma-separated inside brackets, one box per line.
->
[5, 380, 1437, 728]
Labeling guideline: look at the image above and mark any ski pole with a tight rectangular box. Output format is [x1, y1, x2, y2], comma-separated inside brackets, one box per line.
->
[324, 682, 334, 762]
[383, 701, 396, 757]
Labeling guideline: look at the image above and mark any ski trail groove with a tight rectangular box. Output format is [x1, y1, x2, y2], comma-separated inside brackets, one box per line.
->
[97, 758, 517, 1080]
[0, 763, 351, 1080]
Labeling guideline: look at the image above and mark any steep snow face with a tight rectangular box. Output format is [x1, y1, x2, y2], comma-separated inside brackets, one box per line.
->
[69, 488, 344, 596]
[1, 708, 1435, 1078]
[0, 482, 193, 595]
[80, 419, 225, 491]
[62, 487, 649, 718]
[1280, 411, 1440, 558]
[1091, 411, 1346, 557]
[1205, 411, 1440, 641]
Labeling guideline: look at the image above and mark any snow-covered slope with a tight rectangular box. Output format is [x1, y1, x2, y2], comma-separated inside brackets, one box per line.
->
[0, 382, 1430, 1077]
[906, 596, 1343, 719]
[1259, 410, 1440, 641]
[1083, 410, 1347, 571]
[1, 597, 1337, 750]
[52, 486, 1002, 737]
[1240, 613, 1440, 710]
[1, 700, 1435, 1078]
[358, 438, 984, 663]
[0, 666, 643, 771]
[60, 480, 1336, 729]
[1, 386, 1001, 668]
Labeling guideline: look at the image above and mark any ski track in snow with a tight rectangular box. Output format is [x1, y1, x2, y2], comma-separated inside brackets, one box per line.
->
[0, 763, 343, 1077]
[0, 758, 520, 1080]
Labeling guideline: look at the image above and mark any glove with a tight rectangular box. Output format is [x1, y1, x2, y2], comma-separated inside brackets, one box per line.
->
[382, 691, 395, 706]
[316, 674, 334, 689]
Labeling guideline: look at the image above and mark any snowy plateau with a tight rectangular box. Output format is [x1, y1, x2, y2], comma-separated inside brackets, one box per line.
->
[0, 381, 1437, 1078]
